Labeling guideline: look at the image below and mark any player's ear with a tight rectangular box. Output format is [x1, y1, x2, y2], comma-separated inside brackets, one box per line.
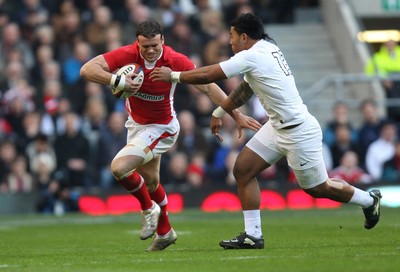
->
[240, 33, 248, 44]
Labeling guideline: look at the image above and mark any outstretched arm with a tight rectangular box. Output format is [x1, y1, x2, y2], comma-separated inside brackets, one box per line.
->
[150, 64, 227, 84]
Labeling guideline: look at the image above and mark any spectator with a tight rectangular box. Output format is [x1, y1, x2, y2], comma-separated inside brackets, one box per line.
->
[187, 0, 225, 42]
[96, 111, 127, 188]
[80, 0, 105, 26]
[329, 124, 361, 169]
[14, 111, 42, 153]
[40, 96, 72, 139]
[83, 5, 121, 55]
[2, 80, 36, 137]
[104, 23, 123, 52]
[0, 60, 29, 97]
[191, 91, 215, 132]
[6, 154, 34, 193]
[81, 97, 108, 182]
[30, 152, 56, 191]
[365, 121, 398, 180]
[31, 44, 55, 90]
[151, 0, 181, 31]
[0, 22, 35, 75]
[211, 115, 248, 182]
[0, 8, 10, 31]
[32, 24, 55, 50]
[121, 3, 151, 44]
[365, 40, 400, 122]
[203, 29, 231, 66]
[165, 151, 189, 186]
[222, 0, 255, 27]
[53, 7, 83, 63]
[381, 141, 400, 182]
[164, 18, 202, 58]
[82, 97, 108, 137]
[54, 112, 91, 188]
[329, 150, 373, 185]
[40, 60, 61, 82]
[323, 101, 358, 148]
[179, 0, 221, 16]
[18, 0, 49, 44]
[83, 81, 116, 116]
[175, 110, 210, 158]
[0, 140, 18, 191]
[62, 40, 92, 86]
[25, 133, 56, 172]
[186, 152, 207, 188]
[35, 176, 79, 215]
[357, 99, 388, 165]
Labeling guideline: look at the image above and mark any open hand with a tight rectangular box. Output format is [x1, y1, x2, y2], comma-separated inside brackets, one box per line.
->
[231, 110, 262, 138]
[210, 116, 223, 142]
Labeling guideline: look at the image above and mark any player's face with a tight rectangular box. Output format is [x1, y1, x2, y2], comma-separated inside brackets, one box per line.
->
[137, 34, 164, 62]
[229, 27, 246, 54]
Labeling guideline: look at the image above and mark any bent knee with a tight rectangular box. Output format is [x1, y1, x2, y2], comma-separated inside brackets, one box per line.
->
[111, 158, 133, 180]
[303, 182, 329, 198]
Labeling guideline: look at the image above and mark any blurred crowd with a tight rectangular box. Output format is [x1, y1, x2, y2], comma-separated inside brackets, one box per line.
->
[3, 0, 398, 215]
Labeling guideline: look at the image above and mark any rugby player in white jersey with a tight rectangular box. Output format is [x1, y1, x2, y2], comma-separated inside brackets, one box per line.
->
[80, 20, 259, 251]
[150, 13, 382, 250]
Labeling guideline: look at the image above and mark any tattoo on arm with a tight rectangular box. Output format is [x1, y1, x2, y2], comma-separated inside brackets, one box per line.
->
[229, 81, 254, 107]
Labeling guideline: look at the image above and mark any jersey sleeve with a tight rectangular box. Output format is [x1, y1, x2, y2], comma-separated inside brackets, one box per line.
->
[103, 44, 139, 72]
[219, 51, 251, 78]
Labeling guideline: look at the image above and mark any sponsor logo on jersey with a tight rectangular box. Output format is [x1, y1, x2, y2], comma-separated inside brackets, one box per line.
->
[133, 92, 165, 101]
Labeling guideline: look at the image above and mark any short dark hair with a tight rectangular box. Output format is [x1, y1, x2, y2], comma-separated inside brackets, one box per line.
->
[231, 13, 273, 41]
[135, 20, 163, 39]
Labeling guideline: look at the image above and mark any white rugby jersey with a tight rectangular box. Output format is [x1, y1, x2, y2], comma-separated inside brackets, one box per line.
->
[219, 39, 311, 129]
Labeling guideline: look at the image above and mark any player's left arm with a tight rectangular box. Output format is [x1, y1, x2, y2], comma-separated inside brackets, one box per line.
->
[150, 64, 227, 84]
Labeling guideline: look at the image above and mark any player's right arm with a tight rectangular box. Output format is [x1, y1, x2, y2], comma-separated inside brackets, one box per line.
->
[80, 55, 142, 94]
[80, 55, 113, 85]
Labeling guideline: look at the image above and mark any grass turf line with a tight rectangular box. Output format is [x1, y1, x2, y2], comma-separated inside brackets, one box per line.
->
[0, 207, 399, 272]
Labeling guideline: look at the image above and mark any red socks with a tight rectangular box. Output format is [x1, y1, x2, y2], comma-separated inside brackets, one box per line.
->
[117, 172, 153, 210]
[150, 184, 172, 236]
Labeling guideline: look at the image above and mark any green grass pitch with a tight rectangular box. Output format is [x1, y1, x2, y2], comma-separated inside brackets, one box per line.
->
[1, 207, 399, 272]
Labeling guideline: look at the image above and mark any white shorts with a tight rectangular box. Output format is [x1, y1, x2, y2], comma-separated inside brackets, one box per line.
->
[125, 116, 180, 157]
[246, 115, 328, 189]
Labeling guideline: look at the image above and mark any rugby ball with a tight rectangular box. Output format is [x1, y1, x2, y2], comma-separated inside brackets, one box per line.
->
[111, 63, 144, 99]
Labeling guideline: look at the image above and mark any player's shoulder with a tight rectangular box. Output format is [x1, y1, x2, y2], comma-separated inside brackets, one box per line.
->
[163, 45, 189, 60]
[104, 43, 138, 59]
[162, 45, 194, 70]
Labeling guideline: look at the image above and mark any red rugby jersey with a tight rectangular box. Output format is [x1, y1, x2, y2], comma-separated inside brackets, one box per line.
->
[103, 42, 195, 124]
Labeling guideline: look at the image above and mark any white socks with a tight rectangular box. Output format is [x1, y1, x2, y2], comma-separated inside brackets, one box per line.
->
[349, 187, 374, 208]
[243, 210, 262, 238]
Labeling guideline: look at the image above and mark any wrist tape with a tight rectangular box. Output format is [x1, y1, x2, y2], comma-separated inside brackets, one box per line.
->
[110, 74, 126, 91]
[212, 106, 226, 118]
[170, 71, 181, 83]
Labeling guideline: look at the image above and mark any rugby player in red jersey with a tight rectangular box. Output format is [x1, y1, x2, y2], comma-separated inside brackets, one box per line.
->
[80, 20, 261, 251]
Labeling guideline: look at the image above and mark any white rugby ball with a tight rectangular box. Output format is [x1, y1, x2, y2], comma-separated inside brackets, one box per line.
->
[111, 63, 144, 99]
